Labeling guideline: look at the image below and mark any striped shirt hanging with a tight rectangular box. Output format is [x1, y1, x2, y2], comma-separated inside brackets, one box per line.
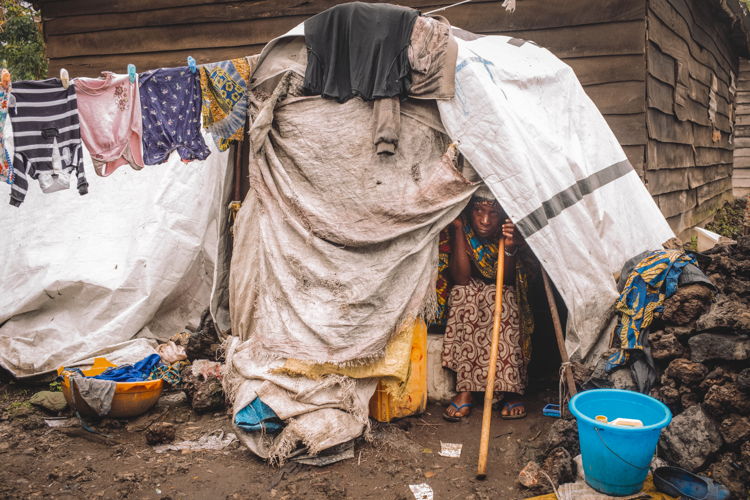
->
[9, 78, 87, 206]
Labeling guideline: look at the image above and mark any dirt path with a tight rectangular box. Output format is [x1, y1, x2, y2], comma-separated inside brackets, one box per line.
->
[0, 380, 559, 499]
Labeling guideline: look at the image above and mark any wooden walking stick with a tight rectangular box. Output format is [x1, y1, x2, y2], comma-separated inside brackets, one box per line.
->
[477, 237, 505, 479]
[542, 270, 578, 400]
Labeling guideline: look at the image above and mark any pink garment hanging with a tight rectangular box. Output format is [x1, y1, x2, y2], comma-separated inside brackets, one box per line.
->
[75, 72, 144, 176]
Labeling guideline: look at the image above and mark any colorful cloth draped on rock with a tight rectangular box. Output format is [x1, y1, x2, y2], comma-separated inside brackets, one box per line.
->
[199, 57, 253, 151]
[606, 249, 695, 371]
[441, 279, 527, 393]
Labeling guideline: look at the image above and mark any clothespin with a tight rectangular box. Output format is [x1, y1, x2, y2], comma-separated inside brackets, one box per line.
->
[127, 64, 136, 83]
[59, 68, 70, 89]
[187, 56, 197, 74]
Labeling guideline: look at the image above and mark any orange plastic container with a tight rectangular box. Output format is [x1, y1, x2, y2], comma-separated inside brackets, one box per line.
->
[369, 320, 428, 422]
[58, 357, 164, 418]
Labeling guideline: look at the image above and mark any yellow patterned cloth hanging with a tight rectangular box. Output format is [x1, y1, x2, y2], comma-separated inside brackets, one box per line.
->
[199, 57, 254, 151]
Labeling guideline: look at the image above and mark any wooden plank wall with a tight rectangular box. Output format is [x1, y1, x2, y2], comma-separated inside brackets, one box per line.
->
[646, 0, 737, 236]
[733, 59, 750, 197]
[36, 0, 648, 175]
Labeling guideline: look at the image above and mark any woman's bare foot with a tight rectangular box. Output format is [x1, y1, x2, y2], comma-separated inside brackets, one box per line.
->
[443, 391, 473, 421]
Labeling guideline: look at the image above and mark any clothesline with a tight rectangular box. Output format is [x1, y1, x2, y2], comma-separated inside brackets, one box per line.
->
[0, 54, 256, 207]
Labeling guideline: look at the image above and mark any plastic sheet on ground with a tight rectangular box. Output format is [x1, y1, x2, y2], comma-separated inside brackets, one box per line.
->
[0, 130, 230, 378]
[153, 430, 237, 453]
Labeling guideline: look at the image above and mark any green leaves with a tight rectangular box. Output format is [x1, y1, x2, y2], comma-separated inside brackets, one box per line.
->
[0, 0, 48, 80]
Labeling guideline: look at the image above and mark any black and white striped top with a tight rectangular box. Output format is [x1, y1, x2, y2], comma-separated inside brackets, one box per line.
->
[9, 78, 87, 206]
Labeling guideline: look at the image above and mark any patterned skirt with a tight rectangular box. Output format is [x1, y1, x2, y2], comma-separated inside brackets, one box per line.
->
[441, 278, 528, 394]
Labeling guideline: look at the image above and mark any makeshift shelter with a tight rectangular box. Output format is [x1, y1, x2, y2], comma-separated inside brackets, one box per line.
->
[2, 1, 727, 463]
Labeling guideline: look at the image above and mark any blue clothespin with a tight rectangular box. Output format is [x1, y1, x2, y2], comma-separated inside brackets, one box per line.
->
[187, 56, 197, 74]
[127, 64, 136, 83]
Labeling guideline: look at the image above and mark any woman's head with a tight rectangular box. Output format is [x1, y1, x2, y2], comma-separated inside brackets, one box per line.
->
[469, 197, 503, 238]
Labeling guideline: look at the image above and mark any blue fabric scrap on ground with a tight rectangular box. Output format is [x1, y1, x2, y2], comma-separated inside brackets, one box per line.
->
[235, 397, 283, 433]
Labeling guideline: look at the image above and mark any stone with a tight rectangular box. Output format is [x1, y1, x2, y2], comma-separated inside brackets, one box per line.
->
[699, 367, 735, 394]
[704, 383, 750, 418]
[741, 441, 750, 473]
[185, 309, 220, 361]
[662, 284, 714, 325]
[708, 453, 749, 500]
[181, 363, 225, 414]
[517, 461, 546, 490]
[649, 330, 687, 360]
[145, 422, 176, 445]
[665, 358, 708, 385]
[737, 368, 750, 392]
[665, 325, 696, 340]
[542, 447, 575, 487]
[657, 385, 680, 407]
[678, 385, 700, 409]
[610, 368, 637, 391]
[543, 418, 579, 457]
[695, 295, 750, 333]
[688, 334, 750, 363]
[719, 414, 750, 445]
[659, 405, 722, 470]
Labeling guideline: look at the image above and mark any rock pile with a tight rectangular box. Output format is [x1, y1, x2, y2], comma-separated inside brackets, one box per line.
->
[518, 235, 749, 497]
[651, 236, 750, 498]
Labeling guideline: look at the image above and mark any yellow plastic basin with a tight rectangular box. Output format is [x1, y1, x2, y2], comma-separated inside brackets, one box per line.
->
[58, 357, 163, 418]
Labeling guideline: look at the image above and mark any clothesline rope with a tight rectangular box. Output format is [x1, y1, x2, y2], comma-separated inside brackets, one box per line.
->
[425, 0, 516, 16]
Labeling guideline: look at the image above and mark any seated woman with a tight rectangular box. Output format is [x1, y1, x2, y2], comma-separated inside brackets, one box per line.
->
[440, 187, 534, 421]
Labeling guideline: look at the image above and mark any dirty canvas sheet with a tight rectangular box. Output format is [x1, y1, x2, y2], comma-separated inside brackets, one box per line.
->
[0, 129, 230, 377]
[437, 35, 675, 362]
[224, 336, 377, 463]
[230, 81, 475, 363]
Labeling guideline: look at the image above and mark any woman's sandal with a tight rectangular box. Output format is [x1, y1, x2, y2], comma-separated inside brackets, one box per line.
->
[500, 400, 526, 420]
[442, 401, 473, 422]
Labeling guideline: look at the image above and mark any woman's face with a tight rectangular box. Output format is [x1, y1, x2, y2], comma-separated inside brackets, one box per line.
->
[470, 201, 502, 238]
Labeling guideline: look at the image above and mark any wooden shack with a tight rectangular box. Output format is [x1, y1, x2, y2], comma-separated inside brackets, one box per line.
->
[33, 0, 750, 238]
[733, 59, 750, 197]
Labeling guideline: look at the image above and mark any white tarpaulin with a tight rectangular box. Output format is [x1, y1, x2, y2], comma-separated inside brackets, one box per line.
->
[437, 34, 675, 361]
[0, 131, 230, 378]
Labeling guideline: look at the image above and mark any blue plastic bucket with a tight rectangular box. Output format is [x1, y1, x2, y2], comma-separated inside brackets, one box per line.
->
[569, 389, 672, 496]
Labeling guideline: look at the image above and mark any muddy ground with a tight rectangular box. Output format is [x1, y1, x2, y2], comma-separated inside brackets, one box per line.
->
[0, 376, 559, 500]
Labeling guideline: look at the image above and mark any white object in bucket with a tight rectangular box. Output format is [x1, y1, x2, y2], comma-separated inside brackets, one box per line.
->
[610, 417, 643, 427]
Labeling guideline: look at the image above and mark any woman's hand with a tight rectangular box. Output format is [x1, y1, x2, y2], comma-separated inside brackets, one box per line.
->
[450, 216, 464, 232]
[502, 219, 519, 248]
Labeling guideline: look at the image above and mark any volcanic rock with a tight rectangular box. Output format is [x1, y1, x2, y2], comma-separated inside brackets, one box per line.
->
[689, 334, 750, 363]
[719, 414, 750, 445]
[518, 461, 546, 490]
[664, 358, 708, 385]
[695, 296, 750, 334]
[542, 447, 575, 487]
[737, 368, 750, 392]
[704, 383, 750, 418]
[664, 325, 696, 341]
[662, 284, 713, 325]
[145, 422, 176, 445]
[650, 330, 687, 360]
[543, 418, 579, 456]
[659, 405, 722, 470]
[708, 453, 748, 500]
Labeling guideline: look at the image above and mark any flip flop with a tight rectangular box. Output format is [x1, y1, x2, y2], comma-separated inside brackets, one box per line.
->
[653, 466, 730, 500]
[442, 401, 472, 422]
[500, 401, 526, 420]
